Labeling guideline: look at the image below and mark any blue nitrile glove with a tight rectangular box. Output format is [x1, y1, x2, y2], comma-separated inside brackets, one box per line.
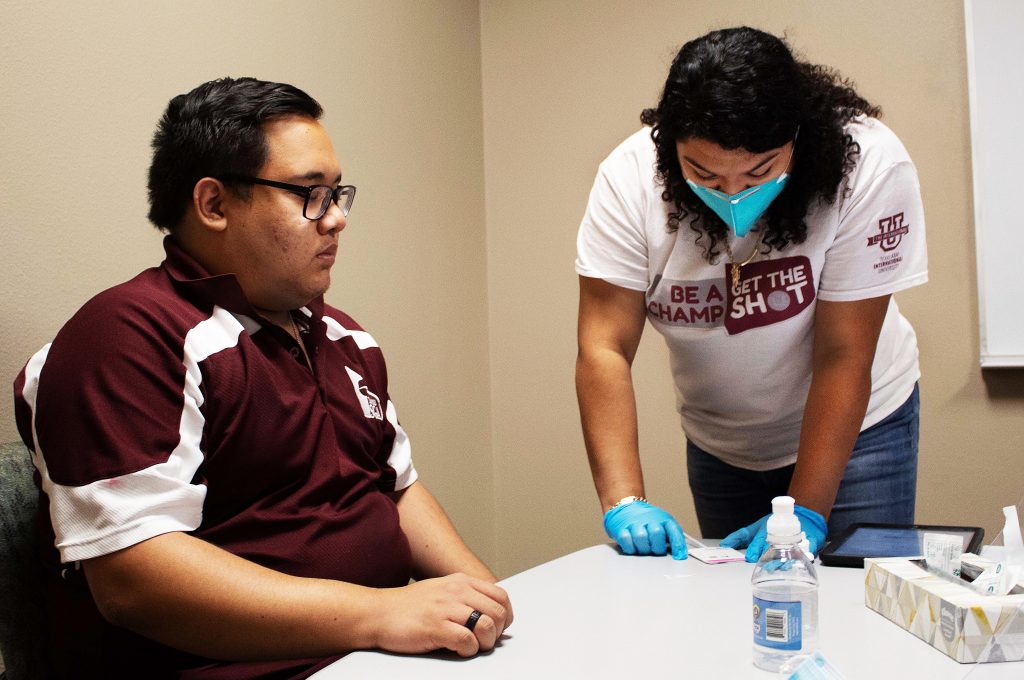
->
[720, 505, 828, 563]
[603, 500, 687, 560]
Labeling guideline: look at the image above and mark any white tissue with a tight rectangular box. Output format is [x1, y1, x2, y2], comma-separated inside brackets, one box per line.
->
[972, 505, 1024, 596]
[1003, 505, 1024, 560]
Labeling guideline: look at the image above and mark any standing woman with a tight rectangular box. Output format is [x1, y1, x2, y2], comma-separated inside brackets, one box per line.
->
[575, 26, 927, 562]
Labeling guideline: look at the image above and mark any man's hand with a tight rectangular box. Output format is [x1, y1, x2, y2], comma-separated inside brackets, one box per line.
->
[372, 573, 513, 657]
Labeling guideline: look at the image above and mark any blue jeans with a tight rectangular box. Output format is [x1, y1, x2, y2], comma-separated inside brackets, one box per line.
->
[686, 383, 919, 540]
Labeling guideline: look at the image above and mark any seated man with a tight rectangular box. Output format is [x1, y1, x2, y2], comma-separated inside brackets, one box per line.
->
[13, 77, 511, 679]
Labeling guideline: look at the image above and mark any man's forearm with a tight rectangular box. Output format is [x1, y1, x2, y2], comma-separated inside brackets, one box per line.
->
[86, 528, 512, 661]
[393, 480, 496, 582]
[84, 531, 380, 660]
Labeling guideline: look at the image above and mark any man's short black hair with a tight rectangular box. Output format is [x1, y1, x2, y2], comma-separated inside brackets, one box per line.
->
[147, 77, 323, 232]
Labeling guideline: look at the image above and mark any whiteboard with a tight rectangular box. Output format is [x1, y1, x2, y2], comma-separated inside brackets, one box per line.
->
[965, 0, 1024, 367]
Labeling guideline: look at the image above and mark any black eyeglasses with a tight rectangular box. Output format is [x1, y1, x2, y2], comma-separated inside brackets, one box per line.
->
[222, 175, 356, 220]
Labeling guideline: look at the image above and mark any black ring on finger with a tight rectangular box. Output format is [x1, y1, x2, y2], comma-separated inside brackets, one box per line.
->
[464, 609, 482, 631]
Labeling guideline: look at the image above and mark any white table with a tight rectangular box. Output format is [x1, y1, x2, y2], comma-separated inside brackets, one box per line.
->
[311, 544, 1022, 679]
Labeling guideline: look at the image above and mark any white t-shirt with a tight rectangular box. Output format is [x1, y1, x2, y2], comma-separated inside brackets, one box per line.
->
[576, 118, 928, 470]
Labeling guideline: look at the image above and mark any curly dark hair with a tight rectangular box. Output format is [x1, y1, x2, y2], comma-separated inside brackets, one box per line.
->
[640, 26, 881, 262]
[147, 77, 323, 233]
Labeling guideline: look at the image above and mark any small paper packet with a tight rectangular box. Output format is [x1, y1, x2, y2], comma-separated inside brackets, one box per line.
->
[688, 546, 746, 564]
[923, 532, 962, 578]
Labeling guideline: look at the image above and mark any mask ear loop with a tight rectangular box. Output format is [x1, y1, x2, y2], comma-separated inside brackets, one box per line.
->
[779, 125, 800, 178]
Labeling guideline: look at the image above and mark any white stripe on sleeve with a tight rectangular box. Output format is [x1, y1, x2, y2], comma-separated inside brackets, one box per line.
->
[385, 399, 417, 490]
[25, 307, 244, 563]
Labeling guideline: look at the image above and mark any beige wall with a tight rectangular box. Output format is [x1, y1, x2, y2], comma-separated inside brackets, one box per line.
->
[1, 0, 1021, 583]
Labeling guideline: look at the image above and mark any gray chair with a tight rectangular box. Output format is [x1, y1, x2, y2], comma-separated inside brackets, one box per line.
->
[0, 441, 47, 680]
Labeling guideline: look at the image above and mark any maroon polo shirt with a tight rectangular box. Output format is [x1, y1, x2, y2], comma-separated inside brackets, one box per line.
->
[14, 237, 416, 679]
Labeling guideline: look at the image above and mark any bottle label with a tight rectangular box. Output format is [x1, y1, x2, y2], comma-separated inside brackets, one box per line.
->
[753, 596, 802, 650]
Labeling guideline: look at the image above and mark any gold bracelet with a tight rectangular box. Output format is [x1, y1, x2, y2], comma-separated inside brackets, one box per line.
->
[607, 495, 647, 512]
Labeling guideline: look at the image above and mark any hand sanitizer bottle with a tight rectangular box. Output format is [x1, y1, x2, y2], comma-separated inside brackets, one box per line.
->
[751, 496, 819, 672]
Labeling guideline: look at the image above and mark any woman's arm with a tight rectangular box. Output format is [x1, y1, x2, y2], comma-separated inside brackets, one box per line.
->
[787, 295, 892, 518]
[575, 275, 649, 511]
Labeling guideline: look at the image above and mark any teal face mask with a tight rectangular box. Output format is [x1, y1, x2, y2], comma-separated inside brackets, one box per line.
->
[686, 172, 790, 237]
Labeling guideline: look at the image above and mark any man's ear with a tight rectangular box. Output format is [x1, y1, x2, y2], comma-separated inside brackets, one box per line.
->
[193, 177, 230, 232]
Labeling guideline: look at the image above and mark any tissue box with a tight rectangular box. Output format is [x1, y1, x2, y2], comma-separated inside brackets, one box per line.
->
[865, 555, 1024, 663]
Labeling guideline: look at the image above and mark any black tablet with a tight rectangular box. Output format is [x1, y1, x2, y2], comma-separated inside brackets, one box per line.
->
[819, 522, 985, 568]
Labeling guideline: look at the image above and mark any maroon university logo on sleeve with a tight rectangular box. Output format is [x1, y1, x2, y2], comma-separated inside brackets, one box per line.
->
[867, 212, 909, 252]
[724, 256, 815, 335]
[867, 212, 909, 273]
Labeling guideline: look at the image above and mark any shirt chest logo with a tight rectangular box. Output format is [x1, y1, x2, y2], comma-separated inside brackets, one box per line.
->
[647, 279, 727, 328]
[647, 255, 815, 335]
[345, 367, 384, 420]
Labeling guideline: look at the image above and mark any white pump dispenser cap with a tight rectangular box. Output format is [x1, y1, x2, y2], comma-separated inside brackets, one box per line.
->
[767, 496, 803, 544]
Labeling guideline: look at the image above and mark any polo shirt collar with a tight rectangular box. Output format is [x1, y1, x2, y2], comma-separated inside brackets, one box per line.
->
[160, 236, 325, 325]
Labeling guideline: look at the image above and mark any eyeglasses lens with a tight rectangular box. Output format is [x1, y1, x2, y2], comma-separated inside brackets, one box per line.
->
[337, 187, 355, 217]
[301, 185, 356, 220]
[304, 186, 331, 220]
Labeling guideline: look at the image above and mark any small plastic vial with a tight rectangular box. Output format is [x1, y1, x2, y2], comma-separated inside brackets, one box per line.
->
[751, 496, 819, 672]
